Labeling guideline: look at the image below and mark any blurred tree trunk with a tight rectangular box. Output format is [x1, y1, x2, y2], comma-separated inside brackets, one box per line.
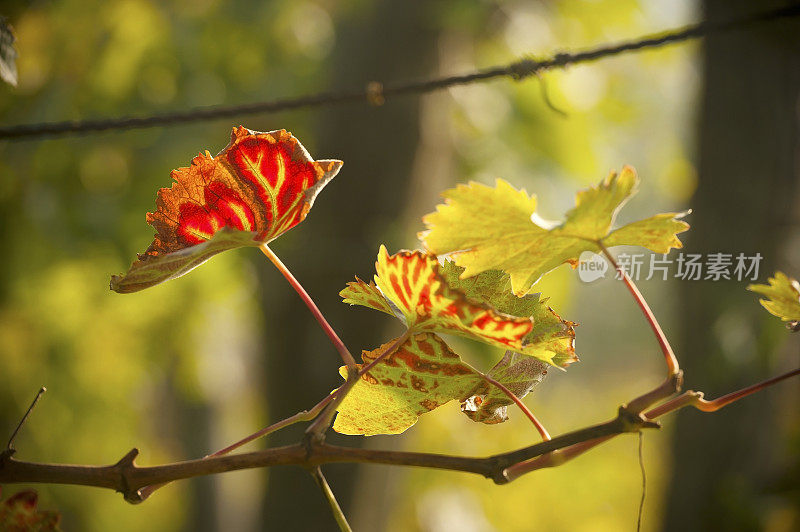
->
[257, 2, 438, 530]
[664, 1, 800, 531]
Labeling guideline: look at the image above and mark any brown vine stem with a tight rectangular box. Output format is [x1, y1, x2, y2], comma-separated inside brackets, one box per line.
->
[1, 367, 796, 498]
[644, 367, 800, 418]
[260, 244, 357, 370]
[503, 242, 684, 481]
[480, 372, 551, 441]
[305, 330, 412, 441]
[311, 467, 353, 532]
[501, 243, 687, 480]
[501, 366, 800, 481]
[136, 393, 334, 501]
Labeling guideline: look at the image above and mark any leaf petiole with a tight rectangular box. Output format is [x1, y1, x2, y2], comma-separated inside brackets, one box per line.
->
[260, 244, 357, 370]
[480, 372, 551, 441]
[597, 243, 680, 377]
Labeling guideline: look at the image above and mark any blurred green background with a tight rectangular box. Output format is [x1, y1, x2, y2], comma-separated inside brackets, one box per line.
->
[0, 0, 798, 530]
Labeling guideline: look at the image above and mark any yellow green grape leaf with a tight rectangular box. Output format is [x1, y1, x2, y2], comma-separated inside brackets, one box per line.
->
[602, 212, 688, 251]
[461, 351, 548, 424]
[441, 262, 577, 366]
[420, 166, 689, 295]
[341, 245, 541, 356]
[748, 272, 800, 322]
[333, 333, 485, 435]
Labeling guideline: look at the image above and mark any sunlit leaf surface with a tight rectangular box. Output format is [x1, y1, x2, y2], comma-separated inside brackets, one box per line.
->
[342, 246, 537, 353]
[421, 167, 689, 294]
[748, 271, 800, 322]
[441, 262, 577, 367]
[334, 333, 486, 435]
[111, 127, 341, 293]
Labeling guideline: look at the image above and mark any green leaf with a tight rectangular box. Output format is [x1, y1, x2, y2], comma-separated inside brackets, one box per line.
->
[420, 166, 689, 295]
[441, 261, 577, 366]
[461, 351, 548, 424]
[748, 272, 800, 322]
[333, 333, 485, 435]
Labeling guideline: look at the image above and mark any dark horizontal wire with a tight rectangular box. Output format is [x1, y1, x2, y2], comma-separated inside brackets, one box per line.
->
[1, 3, 799, 141]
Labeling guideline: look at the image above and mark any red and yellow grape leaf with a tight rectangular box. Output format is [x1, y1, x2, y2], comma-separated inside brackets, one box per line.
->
[441, 261, 577, 366]
[339, 277, 397, 318]
[0, 488, 62, 532]
[111, 127, 342, 293]
[333, 333, 485, 435]
[748, 272, 800, 322]
[420, 166, 689, 295]
[341, 245, 536, 354]
[461, 351, 548, 424]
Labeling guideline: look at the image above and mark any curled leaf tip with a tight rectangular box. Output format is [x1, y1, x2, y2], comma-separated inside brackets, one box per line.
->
[111, 127, 342, 293]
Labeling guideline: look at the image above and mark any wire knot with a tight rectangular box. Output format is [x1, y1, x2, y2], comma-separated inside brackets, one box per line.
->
[366, 81, 385, 106]
[508, 59, 540, 80]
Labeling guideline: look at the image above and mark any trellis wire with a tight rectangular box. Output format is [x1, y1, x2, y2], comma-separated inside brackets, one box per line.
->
[0, 4, 798, 141]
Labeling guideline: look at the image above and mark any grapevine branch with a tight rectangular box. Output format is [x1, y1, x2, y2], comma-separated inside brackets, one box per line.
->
[135, 393, 334, 501]
[1, 4, 798, 140]
[2, 238, 798, 504]
[501, 244, 687, 481]
[0, 367, 796, 500]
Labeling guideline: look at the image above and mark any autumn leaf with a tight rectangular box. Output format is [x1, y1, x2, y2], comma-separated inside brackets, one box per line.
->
[333, 333, 486, 435]
[111, 127, 342, 293]
[461, 351, 548, 424]
[441, 262, 577, 366]
[339, 276, 397, 318]
[748, 272, 800, 323]
[341, 246, 541, 356]
[0, 488, 62, 532]
[420, 166, 689, 295]
[0, 17, 17, 87]
[336, 250, 572, 435]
